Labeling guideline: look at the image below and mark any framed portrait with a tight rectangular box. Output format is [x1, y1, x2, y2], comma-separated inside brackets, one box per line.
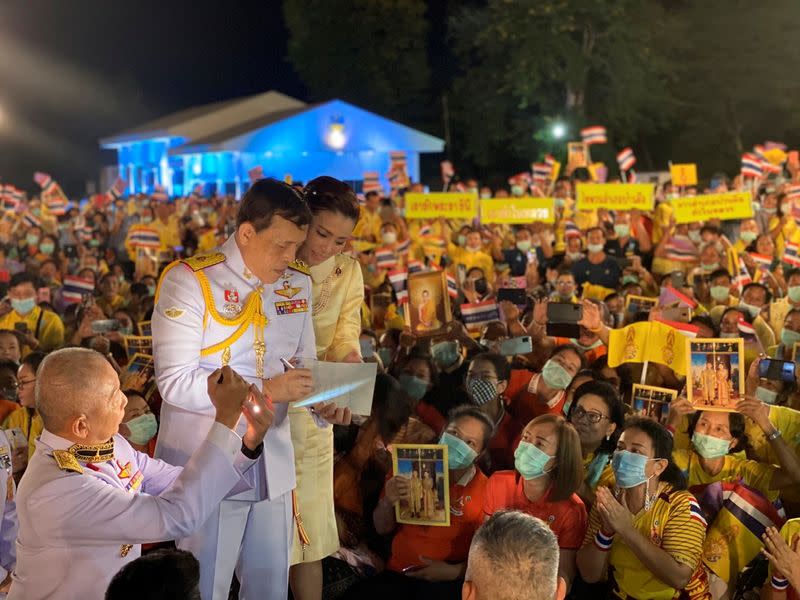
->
[630, 384, 677, 424]
[120, 353, 155, 394]
[624, 294, 659, 314]
[685, 338, 745, 412]
[123, 335, 153, 358]
[792, 341, 800, 363]
[405, 271, 452, 337]
[567, 142, 589, 169]
[369, 292, 393, 332]
[138, 320, 152, 337]
[392, 444, 450, 527]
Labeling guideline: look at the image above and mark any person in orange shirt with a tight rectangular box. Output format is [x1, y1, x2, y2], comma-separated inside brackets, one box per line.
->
[483, 414, 587, 589]
[346, 406, 493, 599]
[505, 345, 585, 428]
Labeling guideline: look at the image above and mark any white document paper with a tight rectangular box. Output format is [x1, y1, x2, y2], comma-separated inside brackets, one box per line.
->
[294, 361, 378, 415]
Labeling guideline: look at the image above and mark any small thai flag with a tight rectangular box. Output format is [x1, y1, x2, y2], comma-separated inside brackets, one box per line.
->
[129, 228, 161, 249]
[763, 162, 782, 175]
[741, 153, 763, 178]
[418, 224, 433, 238]
[750, 252, 772, 271]
[407, 260, 424, 274]
[507, 172, 532, 187]
[688, 498, 708, 528]
[580, 126, 607, 145]
[77, 225, 94, 243]
[564, 222, 581, 239]
[387, 269, 408, 294]
[248, 165, 264, 183]
[659, 286, 697, 309]
[531, 162, 551, 183]
[783, 242, 800, 267]
[375, 248, 398, 270]
[22, 212, 41, 229]
[9, 187, 24, 203]
[362, 172, 381, 194]
[616, 147, 636, 172]
[786, 184, 800, 201]
[653, 318, 699, 338]
[461, 301, 500, 334]
[108, 177, 127, 200]
[753, 145, 767, 159]
[664, 237, 698, 262]
[44, 184, 69, 216]
[738, 317, 757, 337]
[446, 274, 459, 299]
[62, 276, 96, 305]
[396, 238, 411, 256]
[396, 289, 409, 305]
[736, 257, 752, 288]
[33, 171, 54, 191]
[544, 154, 556, 168]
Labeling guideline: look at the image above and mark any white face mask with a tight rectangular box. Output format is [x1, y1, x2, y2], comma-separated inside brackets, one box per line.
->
[382, 231, 397, 245]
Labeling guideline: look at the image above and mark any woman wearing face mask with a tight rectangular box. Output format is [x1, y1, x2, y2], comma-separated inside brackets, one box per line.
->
[352, 406, 492, 599]
[567, 381, 626, 504]
[577, 418, 707, 600]
[464, 352, 519, 471]
[483, 414, 586, 587]
[733, 218, 760, 255]
[2, 352, 46, 472]
[394, 354, 444, 435]
[447, 229, 495, 284]
[287, 176, 363, 600]
[773, 308, 800, 361]
[35, 235, 59, 264]
[119, 390, 158, 456]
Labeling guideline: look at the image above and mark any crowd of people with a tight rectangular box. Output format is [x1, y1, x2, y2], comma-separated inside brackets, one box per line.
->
[2, 156, 800, 600]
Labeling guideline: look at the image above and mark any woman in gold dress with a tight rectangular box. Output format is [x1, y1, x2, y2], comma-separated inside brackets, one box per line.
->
[289, 176, 363, 600]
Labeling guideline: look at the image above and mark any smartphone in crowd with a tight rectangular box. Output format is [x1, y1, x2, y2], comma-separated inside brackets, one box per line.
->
[91, 319, 120, 334]
[546, 302, 582, 338]
[497, 287, 527, 306]
[13, 322, 28, 334]
[661, 306, 691, 323]
[758, 358, 796, 383]
[499, 336, 533, 356]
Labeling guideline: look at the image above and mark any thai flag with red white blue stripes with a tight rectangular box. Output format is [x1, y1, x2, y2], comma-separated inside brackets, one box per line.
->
[741, 153, 763, 178]
[446, 274, 459, 299]
[375, 248, 398, 270]
[688, 497, 708, 528]
[580, 126, 607, 145]
[387, 269, 408, 294]
[33, 171, 54, 192]
[62, 276, 96, 305]
[128, 228, 161, 249]
[737, 317, 757, 337]
[22, 212, 40, 229]
[783, 242, 800, 267]
[735, 256, 752, 289]
[531, 163, 551, 184]
[461, 301, 500, 334]
[616, 147, 636, 172]
[749, 252, 772, 272]
[362, 172, 381, 194]
[108, 177, 128, 200]
[396, 238, 411, 256]
[407, 260, 424, 274]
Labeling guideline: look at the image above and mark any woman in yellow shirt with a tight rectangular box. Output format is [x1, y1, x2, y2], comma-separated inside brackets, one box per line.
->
[577, 417, 707, 600]
[289, 176, 363, 600]
[2, 351, 46, 475]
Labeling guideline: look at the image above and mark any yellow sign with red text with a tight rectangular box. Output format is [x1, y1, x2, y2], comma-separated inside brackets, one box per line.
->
[405, 192, 478, 220]
[670, 163, 698, 186]
[671, 192, 753, 223]
[575, 183, 655, 211]
[481, 198, 555, 224]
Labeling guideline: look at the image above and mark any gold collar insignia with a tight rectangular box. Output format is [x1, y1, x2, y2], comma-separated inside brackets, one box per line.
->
[68, 440, 115, 463]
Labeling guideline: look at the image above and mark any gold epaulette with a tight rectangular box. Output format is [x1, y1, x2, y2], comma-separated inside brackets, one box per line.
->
[180, 252, 226, 272]
[288, 259, 311, 276]
[52, 450, 82, 474]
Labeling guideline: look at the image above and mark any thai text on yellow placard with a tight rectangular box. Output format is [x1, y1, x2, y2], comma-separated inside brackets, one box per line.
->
[670, 163, 698, 186]
[672, 192, 753, 224]
[405, 192, 478, 220]
[480, 198, 555, 224]
[575, 183, 655, 211]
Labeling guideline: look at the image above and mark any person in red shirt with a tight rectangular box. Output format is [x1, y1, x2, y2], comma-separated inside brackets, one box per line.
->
[464, 352, 519, 472]
[505, 344, 585, 428]
[346, 406, 494, 599]
[483, 414, 587, 589]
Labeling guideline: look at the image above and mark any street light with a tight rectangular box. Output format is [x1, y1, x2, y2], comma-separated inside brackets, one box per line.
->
[552, 122, 566, 139]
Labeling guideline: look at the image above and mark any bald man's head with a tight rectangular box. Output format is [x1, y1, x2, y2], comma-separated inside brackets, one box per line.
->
[463, 511, 564, 600]
[36, 348, 120, 434]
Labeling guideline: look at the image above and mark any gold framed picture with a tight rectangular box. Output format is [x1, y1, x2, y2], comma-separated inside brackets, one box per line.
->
[686, 338, 745, 412]
[792, 341, 800, 362]
[123, 335, 153, 358]
[120, 353, 154, 394]
[392, 444, 450, 527]
[405, 271, 452, 337]
[624, 294, 659, 313]
[630, 384, 677, 424]
[137, 320, 152, 337]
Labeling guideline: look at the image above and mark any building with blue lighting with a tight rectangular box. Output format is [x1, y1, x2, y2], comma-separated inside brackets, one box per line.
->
[99, 91, 444, 196]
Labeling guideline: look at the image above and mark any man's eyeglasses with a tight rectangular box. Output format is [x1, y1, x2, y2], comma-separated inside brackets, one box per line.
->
[571, 406, 609, 425]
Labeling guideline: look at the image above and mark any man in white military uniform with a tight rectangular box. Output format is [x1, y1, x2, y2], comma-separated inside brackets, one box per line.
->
[153, 178, 349, 600]
[9, 349, 273, 600]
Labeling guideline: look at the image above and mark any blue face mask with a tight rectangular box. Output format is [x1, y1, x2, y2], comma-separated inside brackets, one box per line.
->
[611, 450, 654, 489]
[541, 359, 573, 390]
[377, 347, 393, 368]
[398, 374, 428, 402]
[691, 432, 730, 459]
[359, 339, 375, 358]
[781, 328, 800, 348]
[514, 441, 553, 480]
[756, 386, 779, 405]
[440, 432, 477, 470]
[11, 297, 36, 316]
[124, 413, 158, 445]
[431, 341, 459, 369]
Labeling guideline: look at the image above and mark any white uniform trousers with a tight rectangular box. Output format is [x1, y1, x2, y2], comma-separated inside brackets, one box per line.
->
[179, 492, 294, 600]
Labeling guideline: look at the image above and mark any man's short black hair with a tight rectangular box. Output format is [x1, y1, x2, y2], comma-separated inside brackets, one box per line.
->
[9, 272, 38, 290]
[105, 549, 200, 600]
[236, 178, 311, 232]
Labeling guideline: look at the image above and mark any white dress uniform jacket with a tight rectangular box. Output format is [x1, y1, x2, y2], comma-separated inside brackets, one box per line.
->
[8, 423, 253, 600]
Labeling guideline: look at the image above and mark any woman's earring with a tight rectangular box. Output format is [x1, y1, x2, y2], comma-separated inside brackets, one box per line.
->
[605, 434, 610, 441]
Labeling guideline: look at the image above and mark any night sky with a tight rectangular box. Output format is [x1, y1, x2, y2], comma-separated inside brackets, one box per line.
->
[0, 0, 304, 194]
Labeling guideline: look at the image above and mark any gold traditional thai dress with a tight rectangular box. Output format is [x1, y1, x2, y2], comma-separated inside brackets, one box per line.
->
[289, 253, 364, 564]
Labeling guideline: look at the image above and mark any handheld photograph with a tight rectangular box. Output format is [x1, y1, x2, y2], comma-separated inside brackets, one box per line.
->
[392, 444, 450, 527]
[630, 384, 677, 423]
[686, 338, 745, 412]
[405, 271, 452, 337]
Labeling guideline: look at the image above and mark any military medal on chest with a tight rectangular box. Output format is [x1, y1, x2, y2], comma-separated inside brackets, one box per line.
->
[222, 284, 242, 317]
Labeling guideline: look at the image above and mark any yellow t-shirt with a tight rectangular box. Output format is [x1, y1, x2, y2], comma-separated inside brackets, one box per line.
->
[0, 306, 64, 353]
[2, 407, 43, 460]
[447, 244, 495, 283]
[768, 518, 800, 592]
[152, 215, 181, 251]
[583, 483, 706, 600]
[672, 448, 777, 501]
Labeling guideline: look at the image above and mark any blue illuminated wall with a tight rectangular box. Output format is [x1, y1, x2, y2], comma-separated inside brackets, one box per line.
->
[106, 99, 443, 196]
